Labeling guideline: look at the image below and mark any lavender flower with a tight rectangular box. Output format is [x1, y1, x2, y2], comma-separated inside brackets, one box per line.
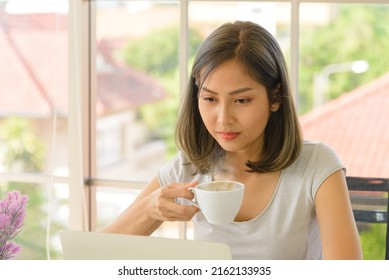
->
[0, 191, 28, 260]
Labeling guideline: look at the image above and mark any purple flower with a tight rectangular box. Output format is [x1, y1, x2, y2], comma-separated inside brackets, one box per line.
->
[0, 191, 28, 260]
[0, 241, 21, 260]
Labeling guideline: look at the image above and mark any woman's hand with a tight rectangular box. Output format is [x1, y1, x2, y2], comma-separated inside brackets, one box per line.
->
[100, 178, 199, 235]
[145, 181, 200, 222]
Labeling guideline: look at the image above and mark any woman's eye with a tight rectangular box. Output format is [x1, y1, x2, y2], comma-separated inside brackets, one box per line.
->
[202, 97, 216, 102]
[235, 98, 250, 104]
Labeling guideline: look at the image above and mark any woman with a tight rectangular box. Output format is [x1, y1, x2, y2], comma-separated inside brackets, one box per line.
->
[102, 21, 362, 260]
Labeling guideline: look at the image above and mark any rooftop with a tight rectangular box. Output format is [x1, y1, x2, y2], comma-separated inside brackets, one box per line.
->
[0, 12, 166, 117]
[300, 72, 389, 178]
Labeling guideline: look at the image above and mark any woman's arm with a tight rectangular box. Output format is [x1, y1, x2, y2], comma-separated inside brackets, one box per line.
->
[100, 177, 199, 236]
[315, 169, 363, 259]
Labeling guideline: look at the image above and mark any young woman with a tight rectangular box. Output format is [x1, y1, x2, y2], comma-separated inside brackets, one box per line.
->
[102, 21, 362, 260]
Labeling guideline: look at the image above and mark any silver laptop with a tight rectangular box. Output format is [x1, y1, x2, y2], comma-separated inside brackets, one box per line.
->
[60, 230, 231, 260]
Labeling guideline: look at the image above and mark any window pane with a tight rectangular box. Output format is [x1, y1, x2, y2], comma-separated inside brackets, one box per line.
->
[0, 1, 69, 260]
[1, 181, 68, 260]
[0, 1, 69, 177]
[95, 185, 140, 230]
[94, 1, 180, 182]
[299, 4, 389, 178]
[93, 1, 184, 236]
[95, 185, 182, 238]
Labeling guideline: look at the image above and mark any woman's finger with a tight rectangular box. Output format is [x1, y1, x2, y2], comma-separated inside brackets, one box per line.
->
[161, 181, 198, 200]
[155, 197, 198, 221]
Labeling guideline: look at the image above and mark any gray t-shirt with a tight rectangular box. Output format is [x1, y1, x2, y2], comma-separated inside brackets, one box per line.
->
[157, 141, 344, 259]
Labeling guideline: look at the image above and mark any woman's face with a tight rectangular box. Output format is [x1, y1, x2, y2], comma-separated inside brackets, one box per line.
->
[198, 59, 278, 159]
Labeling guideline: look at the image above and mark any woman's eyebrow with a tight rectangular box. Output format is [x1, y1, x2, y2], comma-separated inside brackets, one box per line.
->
[201, 86, 254, 95]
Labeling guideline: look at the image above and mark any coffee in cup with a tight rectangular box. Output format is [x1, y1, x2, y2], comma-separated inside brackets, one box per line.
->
[190, 181, 244, 225]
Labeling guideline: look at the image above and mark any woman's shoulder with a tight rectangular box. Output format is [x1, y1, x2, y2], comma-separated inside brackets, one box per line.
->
[282, 140, 345, 198]
[159, 151, 192, 174]
[286, 140, 344, 175]
[163, 151, 189, 166]
[301, 140, 342, 163]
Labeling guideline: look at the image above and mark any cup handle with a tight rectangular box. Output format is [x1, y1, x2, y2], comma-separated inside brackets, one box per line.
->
[188, 187, 199, 208]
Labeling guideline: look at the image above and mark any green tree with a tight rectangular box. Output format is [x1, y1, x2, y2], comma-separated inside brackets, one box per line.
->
[359, 223, 387, 260]
[0, 117, 44, 172]
[122, 25, 202, 77]
[121, 25, 203, 157]
[299, 5, 389, 113]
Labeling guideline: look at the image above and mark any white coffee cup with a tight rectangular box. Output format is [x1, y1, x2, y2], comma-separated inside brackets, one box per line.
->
[190, 181, 245, 225]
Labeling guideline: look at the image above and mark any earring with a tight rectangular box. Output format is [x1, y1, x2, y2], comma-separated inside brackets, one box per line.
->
[271, 106, 278, 112]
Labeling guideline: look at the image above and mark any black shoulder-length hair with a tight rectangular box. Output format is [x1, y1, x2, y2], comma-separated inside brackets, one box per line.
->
[175, 21, 302, 174]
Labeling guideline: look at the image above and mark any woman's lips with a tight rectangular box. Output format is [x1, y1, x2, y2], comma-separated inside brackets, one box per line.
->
[218, 132, 240, 140]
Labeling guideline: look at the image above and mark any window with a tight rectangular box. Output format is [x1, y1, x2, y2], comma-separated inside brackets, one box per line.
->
[0, 0, 70, 260]
[1, 0, 388, 259]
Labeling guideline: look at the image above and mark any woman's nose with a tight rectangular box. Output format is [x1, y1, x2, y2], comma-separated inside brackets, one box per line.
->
[217, 104, 234, 125]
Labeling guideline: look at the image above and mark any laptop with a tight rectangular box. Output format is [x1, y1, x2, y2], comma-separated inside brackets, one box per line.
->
[60, 230, 232, 260]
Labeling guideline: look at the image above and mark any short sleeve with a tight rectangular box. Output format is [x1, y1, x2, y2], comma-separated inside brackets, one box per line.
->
[307, 142, 345, 199]
[157, 152, 184, 186]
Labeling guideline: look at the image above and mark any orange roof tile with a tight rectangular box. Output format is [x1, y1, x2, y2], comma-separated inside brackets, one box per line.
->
[300, 72, 389, 178]
[0, 12, 166, 117]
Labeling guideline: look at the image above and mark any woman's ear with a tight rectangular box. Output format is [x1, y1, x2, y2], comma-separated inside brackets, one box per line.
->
[270, 104, 280, 112]
[270, 83, 282, 111]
